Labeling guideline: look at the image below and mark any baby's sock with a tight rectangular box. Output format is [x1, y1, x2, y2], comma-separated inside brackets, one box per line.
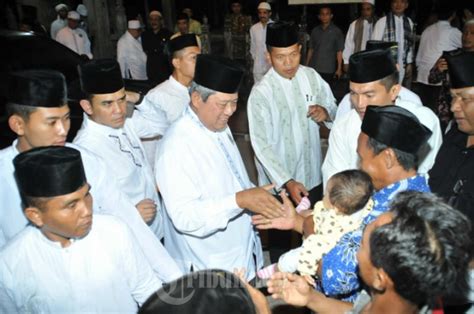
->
[296, 196, 311, 213]
[257, 263, 277, 279]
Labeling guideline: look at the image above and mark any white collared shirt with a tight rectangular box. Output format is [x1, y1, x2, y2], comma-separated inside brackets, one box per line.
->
[155, 107, 263, 280]
[0, 215, 161, 313]
[322, 99, 443, 187]
[250, 20, 273, 78]
[248, 65, 337, 189]
[117, 31, 148, 80]
[0, 139, 182, 282]
[56, 26, 92, 59]
[415, 20, 462, 85]
[343, 19, 374, 65]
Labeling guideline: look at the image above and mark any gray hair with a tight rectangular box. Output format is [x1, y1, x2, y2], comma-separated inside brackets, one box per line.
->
[190, 81, 216, 102]
[465, 18, 474, 28]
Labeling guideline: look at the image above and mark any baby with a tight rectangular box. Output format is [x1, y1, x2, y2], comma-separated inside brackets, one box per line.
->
[258, 169, 374, 281]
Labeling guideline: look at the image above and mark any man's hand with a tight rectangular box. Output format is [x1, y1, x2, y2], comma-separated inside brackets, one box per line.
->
[405, 63, 413, 78]
[234, 268, 271, 314]
[236, 184, 283, 219]
[307, 105, 330, 124]
[136, 198, 157, 224]
[435, 58, 448, 72]
[267, 272, 313, 307]
[252, 190, 298, 230]
[285, 179, 308, 204]
[334, 68, 343, 80]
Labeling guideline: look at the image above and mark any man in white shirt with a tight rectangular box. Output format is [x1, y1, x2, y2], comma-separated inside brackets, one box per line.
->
[0, 69, 182, 281]
[74, 59, 168, 241]
[56, 11, 92, 59]
[250, 2, 273, 84]
[50, 3, 68, 39]
[371, 0, 414, 86]
[155, 54, 284, 280]
[117, 20, 148, 80]
[414, 4, 461, 111]
[322, 49, 442, 187]
[141, 34, 200, 168]
[248, 21, 337, 205]
[342, 0, 376, 72]
[0, 146, 161, 312]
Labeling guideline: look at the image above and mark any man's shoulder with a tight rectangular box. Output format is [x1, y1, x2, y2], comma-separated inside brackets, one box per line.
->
[0, 227, 37, 261]
[0, 144, 16, 163]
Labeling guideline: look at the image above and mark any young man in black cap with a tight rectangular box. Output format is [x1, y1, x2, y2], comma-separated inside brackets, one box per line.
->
[0, 146, 161, 312]
[322, 48, 442, 187]
[0, 69, 182, 281]
[248, 21, 337, 206]
[140, 34, 201, 168]
[155, 54, 283, 281]
[254, 105, 432, 301]
[267, 191, 472, 313]
[429, 51, 474, 282]
[74, 58, 168, 240]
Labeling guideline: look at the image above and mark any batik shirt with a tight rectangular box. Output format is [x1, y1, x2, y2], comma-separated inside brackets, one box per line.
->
[318, 174, 430, 301]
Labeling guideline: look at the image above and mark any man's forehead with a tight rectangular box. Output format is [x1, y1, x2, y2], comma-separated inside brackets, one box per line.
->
[451, 86, 474, 97]
[350, 80, 384, 92]
[212, 92, 239, 101]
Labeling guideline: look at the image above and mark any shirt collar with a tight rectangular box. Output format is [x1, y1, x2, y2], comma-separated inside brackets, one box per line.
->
[169, 75, 190, 94]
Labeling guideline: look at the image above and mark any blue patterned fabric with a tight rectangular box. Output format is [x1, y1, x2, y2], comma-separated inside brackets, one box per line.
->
[318, 174, 431, 301]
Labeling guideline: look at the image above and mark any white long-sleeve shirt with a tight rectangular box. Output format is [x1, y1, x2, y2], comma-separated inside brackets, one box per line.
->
[140, 75, 190, 170]
[250, 20, 273, 82]
[155, 107, 263, 281]
[0, 140, 182, 282]
[372, 15, 413, 82]
[334, 86, 422, 121]
[322, 99, 443, 187]
[342, 19, 374, 65]
[56, 26, 92, 59]
[415, 20, 462, 85]
[117, 31, 148, 80]
[248, 66, 337, 189]
[0, 215, 161, 313]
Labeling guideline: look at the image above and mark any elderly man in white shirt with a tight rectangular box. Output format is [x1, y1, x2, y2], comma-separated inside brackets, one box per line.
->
[56, 11, 92, 59]
[371, 0, 414, 86]
[50, 3, 68, 39]
[250, 2, 273, 84]
[342, 0, 376, 71]
[141, 34, 200, 169]
[0, 69, 182, 282]
[155, 55, 284, 281]
[414, 4, 461, 111]
[248, 21, 337, 205]
[322, 49, 442, 187]
[0, 146, 161, 313]
[117, 20, 148, 80]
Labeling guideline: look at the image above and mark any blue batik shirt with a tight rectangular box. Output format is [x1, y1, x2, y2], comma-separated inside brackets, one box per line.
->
[318, 174, 430, 301]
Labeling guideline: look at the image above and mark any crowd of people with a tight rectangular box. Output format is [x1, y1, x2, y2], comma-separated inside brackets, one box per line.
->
[1, 0, 474, 313]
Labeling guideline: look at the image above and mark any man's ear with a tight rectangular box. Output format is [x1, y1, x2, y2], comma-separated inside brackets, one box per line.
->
[389, 84, 402, 102]
[191, 91, 202, 109]
[265, 51, 272, 66]
[8, 115, 26, 136]
[383, 148, 397, 169]
[24, 206, 44, 228]
[172, 57, 180, 70]
[79, 99, 93, 115]
[373, 268, 391, 293]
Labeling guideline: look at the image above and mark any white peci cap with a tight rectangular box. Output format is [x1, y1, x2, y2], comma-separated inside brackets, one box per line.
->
[149, 10, 162, 18]
[55, 4, 68, 12]
[67, 11, 80, 20]
[362, 0, 375, 5]
[128, 20, 141, 29]
[257, 2, 271, 11]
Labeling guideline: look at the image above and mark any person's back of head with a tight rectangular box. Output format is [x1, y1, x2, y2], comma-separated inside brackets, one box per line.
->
[139, 269, 256, 314]
[370, 191, 472, 308]
[328, 169, 373, 215]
